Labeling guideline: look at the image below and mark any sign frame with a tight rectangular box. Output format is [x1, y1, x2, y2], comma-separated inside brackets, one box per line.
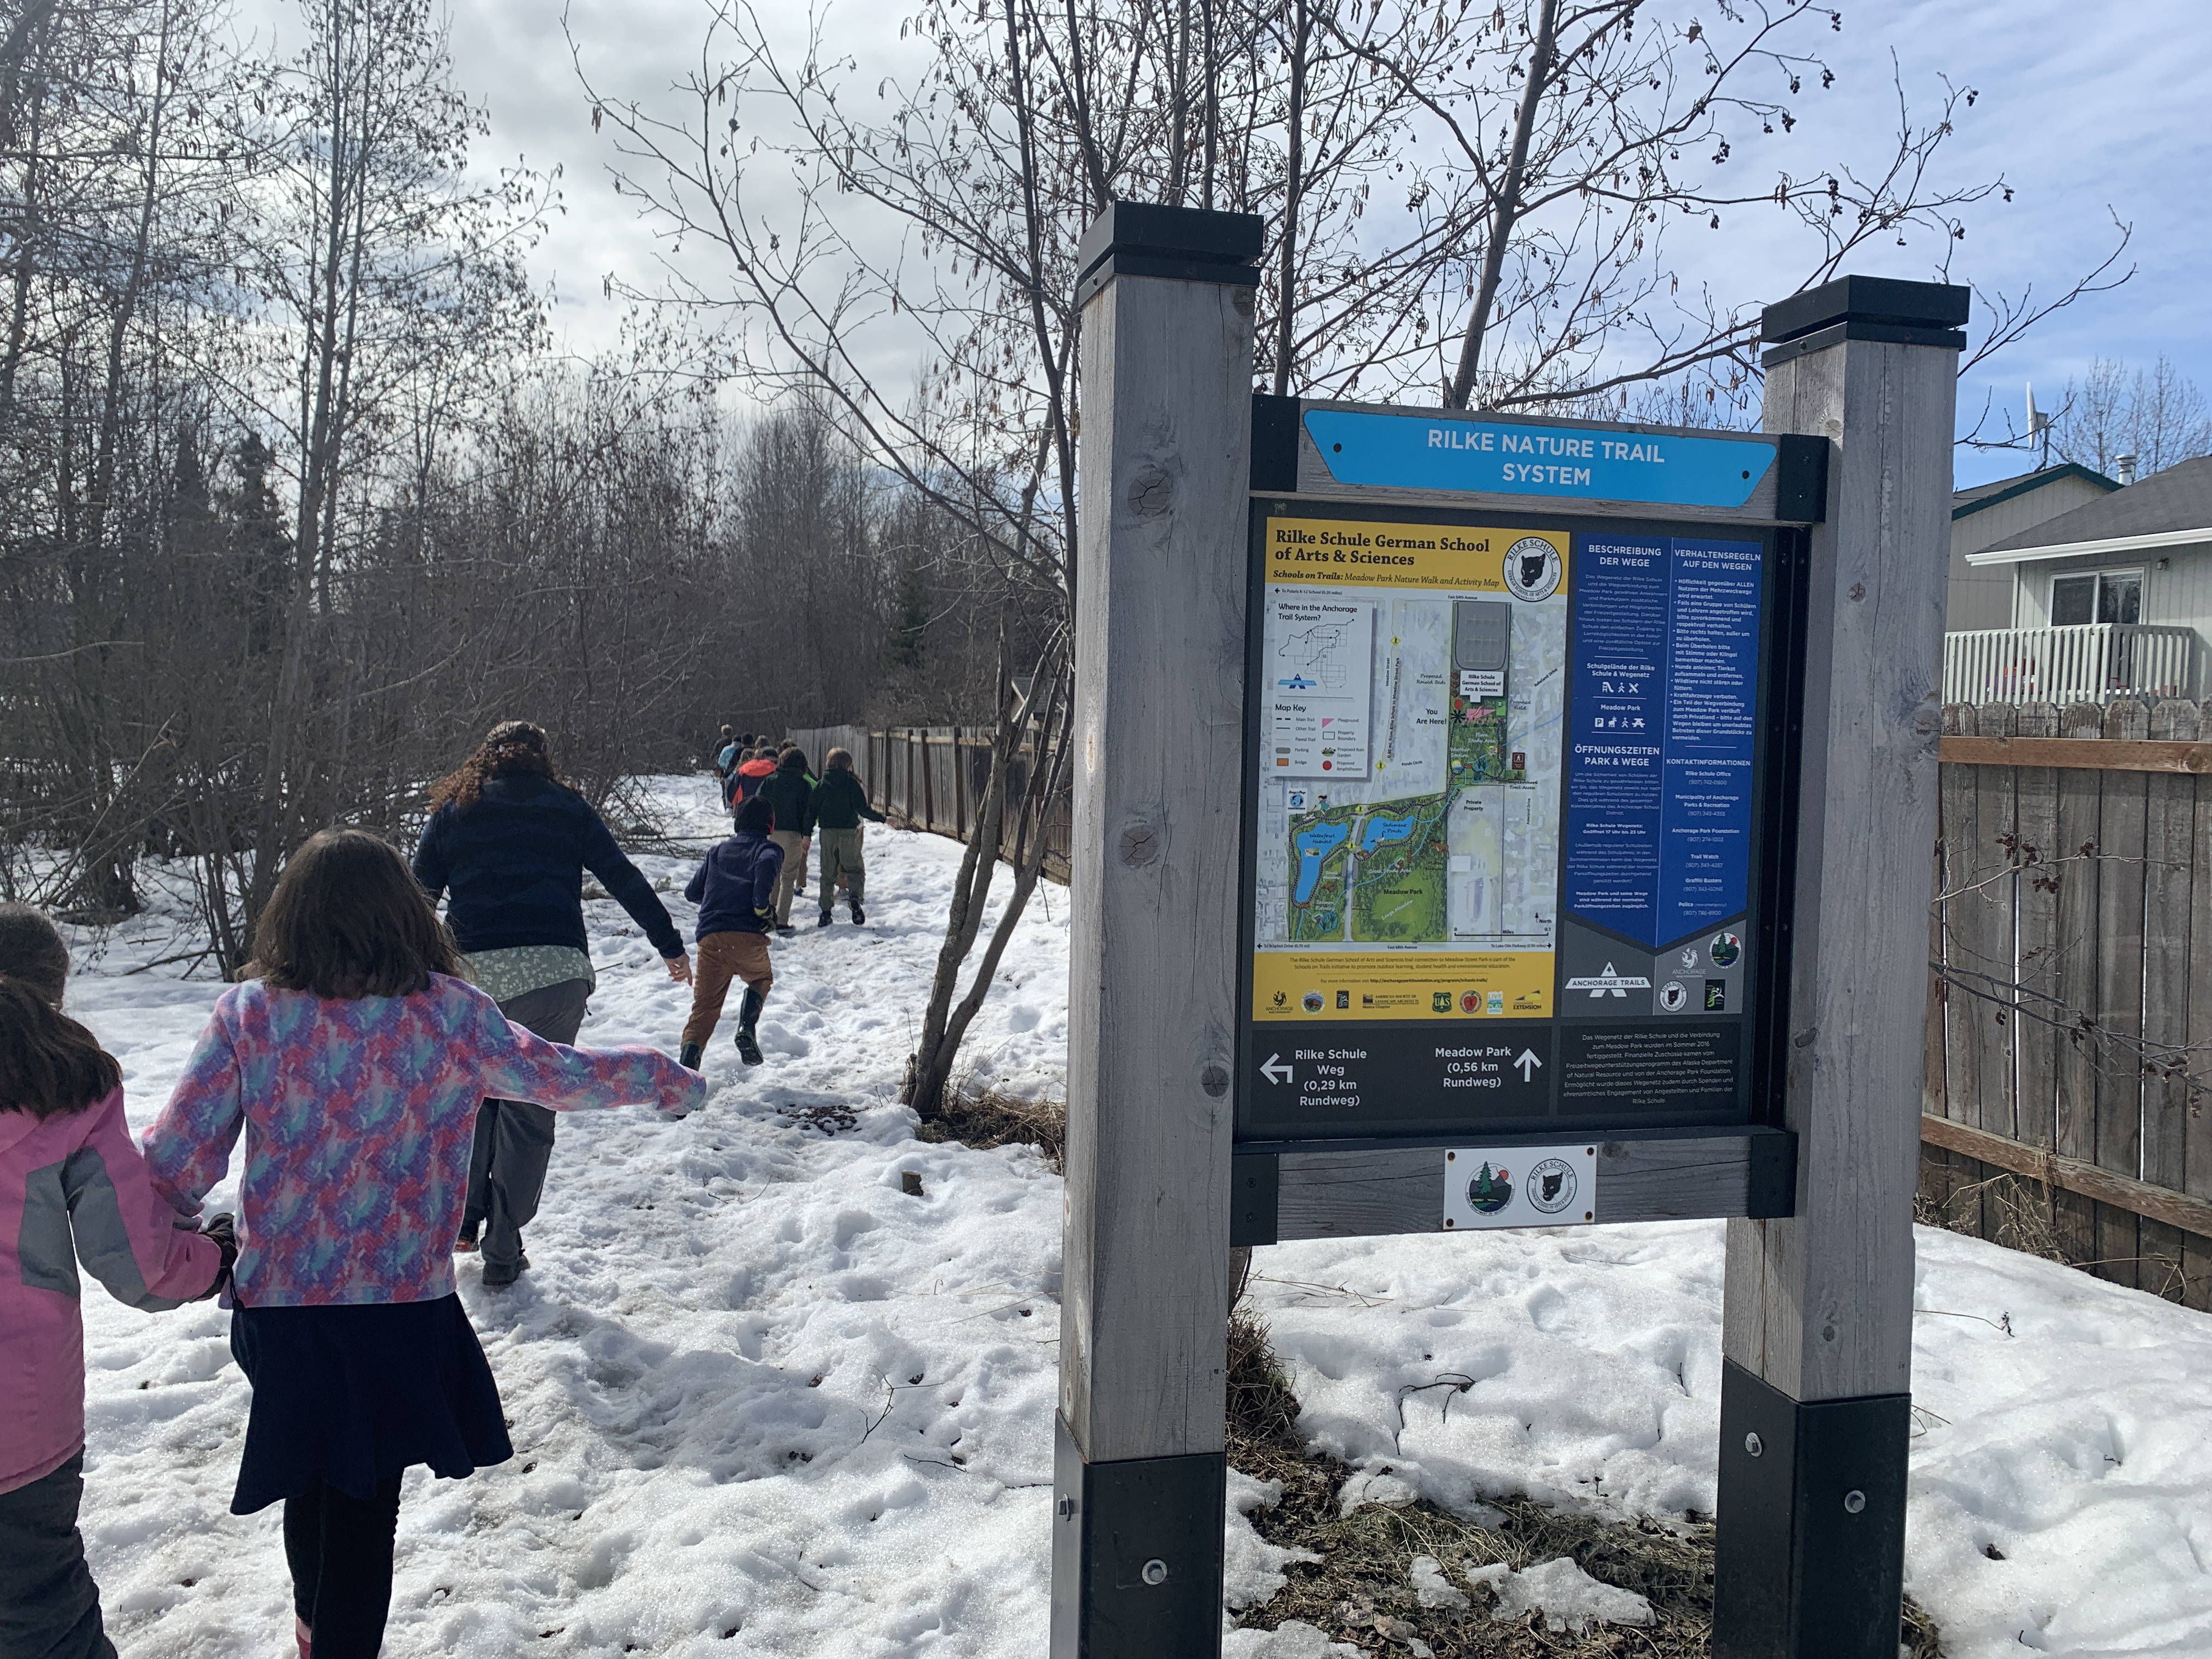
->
[1229, 425, 1816, 1239]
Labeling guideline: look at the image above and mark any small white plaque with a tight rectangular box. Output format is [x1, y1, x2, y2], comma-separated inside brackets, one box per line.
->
[1458, 668, 1504, 697]
[1441, 1143, 1598, 1230]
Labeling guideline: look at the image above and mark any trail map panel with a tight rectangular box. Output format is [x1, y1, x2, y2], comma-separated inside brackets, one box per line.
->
[1240, 503, 1780, 1142]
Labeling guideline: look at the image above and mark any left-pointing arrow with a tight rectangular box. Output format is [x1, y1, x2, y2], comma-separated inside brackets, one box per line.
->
[1260, 1053, 1293, 1085]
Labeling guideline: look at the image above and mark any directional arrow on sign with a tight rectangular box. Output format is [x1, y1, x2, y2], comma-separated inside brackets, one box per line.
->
[1514, 1049, 1543, 1083]
[1260, 1053, 1294, 1085]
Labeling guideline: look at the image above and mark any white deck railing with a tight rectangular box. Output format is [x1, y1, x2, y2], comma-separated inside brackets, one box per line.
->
[1942, 624, 2198, 707]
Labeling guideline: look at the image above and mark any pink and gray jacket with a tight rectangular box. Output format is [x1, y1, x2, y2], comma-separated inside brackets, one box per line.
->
[143, 974, 704, 1308]
[1, 1088, 223, 1495]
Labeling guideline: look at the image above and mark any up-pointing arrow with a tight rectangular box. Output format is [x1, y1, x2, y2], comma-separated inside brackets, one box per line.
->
[1514, 1048, 1543, 1083]
[1261, 1053, 1293, 1085]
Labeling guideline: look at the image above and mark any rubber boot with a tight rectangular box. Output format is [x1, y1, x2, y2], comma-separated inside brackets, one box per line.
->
[735, 988, 765, 1066]
[680, 1040, 703, 1070]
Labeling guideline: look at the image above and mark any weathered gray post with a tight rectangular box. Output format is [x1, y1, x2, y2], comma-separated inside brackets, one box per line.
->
[1051, 202, 1260, 1657]
[1715, 277, 1967, 1656]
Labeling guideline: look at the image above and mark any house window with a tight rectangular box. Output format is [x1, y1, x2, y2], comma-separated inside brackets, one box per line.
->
[2050, 570, 2142, 626]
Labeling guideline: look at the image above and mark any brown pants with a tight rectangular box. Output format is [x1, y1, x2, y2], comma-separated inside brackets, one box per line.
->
[681, 930, 774, 1048]
[769, 830, 808, 925]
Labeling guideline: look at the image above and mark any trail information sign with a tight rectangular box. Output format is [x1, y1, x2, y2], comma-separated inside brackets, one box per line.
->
[1060, 216, 1954, 1659]
[1237, 414, 1807, 1146]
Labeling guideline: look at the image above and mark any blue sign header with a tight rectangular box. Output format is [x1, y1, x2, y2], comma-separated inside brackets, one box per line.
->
[1302, 408, 1775, 509]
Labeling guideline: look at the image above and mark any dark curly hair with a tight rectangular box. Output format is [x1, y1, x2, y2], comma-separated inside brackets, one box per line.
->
[428, 720, 567, 813]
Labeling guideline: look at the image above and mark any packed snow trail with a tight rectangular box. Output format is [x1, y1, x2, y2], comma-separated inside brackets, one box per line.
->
[55, 775, 2212, 1657]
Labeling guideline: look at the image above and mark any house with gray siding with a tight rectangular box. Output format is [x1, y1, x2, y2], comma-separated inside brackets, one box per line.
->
[1950, 456, 2212, 704]
[1945, 464, 2117, 632]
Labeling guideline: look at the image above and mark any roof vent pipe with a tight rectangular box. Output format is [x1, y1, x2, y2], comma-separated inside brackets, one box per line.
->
[2117, 453, 2138, 486]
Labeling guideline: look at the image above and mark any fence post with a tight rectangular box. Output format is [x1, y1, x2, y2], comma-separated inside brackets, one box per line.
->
[1051, 201, 1260, 1659]
[1714, 278, 1963, 1658]
[953, 725, 966, 839]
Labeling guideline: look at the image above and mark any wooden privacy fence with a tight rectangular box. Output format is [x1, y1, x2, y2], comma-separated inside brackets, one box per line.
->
[797, 712, 2212, 1299]
[1927, 697, 2212, 1310]
[783, 723, 1073, 884]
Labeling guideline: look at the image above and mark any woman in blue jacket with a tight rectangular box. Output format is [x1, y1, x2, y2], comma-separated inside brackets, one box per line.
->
[413, 722, 692, 1286]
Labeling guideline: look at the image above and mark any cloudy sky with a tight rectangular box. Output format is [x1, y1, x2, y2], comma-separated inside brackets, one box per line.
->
[258, 0, 2211, 486]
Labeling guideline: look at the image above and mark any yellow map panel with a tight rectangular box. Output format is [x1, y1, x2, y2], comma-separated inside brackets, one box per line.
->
[1252, 951, 1554, 1022]
[1263, 518, 1568, 591]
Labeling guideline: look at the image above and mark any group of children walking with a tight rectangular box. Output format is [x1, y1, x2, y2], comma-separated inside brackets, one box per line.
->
[1, 720, 899, 1656]
[711, 735, 887, 928]
[685, 736, 889, 1070]
[0, 834, 704, 1657]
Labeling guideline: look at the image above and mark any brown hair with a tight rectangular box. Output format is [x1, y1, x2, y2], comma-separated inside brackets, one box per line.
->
[427, 720, 566, 814]
[825, 747, 854, 771]
[0, 904, 121, 1119]
[251, 830, 461, 998]
[778, 747, 809, 773]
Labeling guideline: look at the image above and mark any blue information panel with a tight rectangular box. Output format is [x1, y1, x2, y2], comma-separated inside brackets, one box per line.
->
[1565, 536, 1763, 950]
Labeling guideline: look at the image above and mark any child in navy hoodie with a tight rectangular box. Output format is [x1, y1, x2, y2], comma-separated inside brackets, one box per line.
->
[680, 796, 785, 1068]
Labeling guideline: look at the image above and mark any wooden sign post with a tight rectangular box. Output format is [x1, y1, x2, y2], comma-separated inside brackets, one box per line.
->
[1052, 202, 1261, 1658]
[1712, 278, 1964, 1658]
[1055, 193, 1961, 1659]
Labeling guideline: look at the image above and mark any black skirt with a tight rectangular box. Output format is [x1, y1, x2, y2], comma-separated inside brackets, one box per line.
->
[228, 1295, 512, 1515]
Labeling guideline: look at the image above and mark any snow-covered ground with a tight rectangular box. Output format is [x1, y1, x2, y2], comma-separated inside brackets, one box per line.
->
[54, 776, 2212, 1657]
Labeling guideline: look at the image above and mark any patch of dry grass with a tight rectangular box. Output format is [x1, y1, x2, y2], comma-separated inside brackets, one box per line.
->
[1224, 1295, 1944, 1658]
[913, 1084, 1065, 1171]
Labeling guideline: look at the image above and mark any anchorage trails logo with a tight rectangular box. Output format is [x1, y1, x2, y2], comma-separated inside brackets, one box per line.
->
[1465, 1160, 1513, 1214]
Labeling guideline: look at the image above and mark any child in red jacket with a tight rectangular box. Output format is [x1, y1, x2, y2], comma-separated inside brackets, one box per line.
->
[0, 905, 228, 1659]
[730, 747, 777, 809]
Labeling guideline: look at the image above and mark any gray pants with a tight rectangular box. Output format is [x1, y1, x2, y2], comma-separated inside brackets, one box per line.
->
[466, 978, 590, 1272]
[0, 1452, 116, 1659]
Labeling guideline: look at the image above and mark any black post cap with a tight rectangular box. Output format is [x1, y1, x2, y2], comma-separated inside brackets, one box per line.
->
[1762, 275, 1969, 342]
[1759, 275, 1969, 366]
[1075, 201, 1265, 306]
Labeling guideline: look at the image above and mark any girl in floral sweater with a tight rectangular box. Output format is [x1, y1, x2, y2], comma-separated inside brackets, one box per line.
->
[143, 830, 703, 1659]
